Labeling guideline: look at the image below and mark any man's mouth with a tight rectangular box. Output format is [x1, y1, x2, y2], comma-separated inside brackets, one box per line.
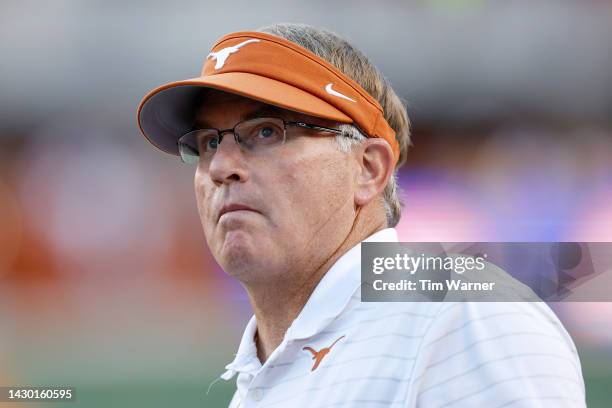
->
[218, 203, 260, 221]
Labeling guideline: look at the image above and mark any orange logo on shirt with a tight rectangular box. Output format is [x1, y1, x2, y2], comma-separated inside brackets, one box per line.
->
[302, 335, 346, 371]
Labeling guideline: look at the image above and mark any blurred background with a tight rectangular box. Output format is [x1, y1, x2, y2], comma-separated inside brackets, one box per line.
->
[1, 0, 611, 406]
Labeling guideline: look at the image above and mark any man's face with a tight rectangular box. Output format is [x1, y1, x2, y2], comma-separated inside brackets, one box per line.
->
[194, 90, 357, 284]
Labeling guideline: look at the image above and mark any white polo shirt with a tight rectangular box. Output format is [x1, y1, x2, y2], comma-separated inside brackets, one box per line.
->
[219, 228, 586, 407]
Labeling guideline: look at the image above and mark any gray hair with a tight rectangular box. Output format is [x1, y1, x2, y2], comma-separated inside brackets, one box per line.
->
[258, 23, 411, 227]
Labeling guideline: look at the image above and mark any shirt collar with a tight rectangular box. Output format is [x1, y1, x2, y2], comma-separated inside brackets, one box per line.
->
[220, 228, 398, 381]
[220, 314, 261, 380]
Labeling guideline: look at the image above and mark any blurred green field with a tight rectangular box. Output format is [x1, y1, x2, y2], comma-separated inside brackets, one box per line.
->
[582, 349, 612, 408]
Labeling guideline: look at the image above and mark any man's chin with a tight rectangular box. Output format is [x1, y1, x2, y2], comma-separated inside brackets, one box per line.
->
[217, 230, 259, 271]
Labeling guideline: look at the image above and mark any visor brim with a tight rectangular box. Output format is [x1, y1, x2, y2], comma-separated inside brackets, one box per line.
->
[137, 72, 353, 155]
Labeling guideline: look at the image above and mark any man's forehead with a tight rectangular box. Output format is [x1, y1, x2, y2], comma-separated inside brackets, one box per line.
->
[193, 89, 336, 128]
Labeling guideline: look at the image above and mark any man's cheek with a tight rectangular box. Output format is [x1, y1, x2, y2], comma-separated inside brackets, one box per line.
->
[195, 190, 206, 217]
[195, 190, 214, 230]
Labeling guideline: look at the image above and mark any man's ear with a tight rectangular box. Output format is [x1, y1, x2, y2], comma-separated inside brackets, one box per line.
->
[353, 139, 395, 206]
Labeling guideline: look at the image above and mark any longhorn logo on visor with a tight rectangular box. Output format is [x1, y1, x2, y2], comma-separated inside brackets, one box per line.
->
[207, 39, 261, 70]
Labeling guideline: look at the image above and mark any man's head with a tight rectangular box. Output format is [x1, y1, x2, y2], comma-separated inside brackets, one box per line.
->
[137, 23, 411, 283]
[192, 89, 394, 283]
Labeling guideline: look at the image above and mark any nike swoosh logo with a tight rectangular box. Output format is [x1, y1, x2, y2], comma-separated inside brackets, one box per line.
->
[325, 83, 356, 103]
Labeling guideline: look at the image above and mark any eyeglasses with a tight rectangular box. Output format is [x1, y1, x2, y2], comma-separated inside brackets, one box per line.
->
[177, 116, 343, 165]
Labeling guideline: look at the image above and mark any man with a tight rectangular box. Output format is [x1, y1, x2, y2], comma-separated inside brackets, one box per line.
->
[137, 24, 585, 407]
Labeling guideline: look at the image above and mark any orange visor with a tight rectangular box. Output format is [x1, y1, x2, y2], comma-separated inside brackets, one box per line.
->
[137, 31, 400, 163]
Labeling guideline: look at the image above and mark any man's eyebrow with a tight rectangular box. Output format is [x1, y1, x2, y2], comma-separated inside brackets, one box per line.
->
[193, 105, 289, 129]
[241, 106, 288, 121]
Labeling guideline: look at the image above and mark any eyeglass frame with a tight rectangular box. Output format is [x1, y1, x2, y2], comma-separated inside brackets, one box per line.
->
[177, 116, 346, 164]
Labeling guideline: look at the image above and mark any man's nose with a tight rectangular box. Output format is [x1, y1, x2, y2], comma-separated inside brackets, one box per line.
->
[205, 133, 249, 185]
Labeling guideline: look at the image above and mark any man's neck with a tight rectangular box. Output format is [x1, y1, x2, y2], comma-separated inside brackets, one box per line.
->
[247, 205, 387, 364]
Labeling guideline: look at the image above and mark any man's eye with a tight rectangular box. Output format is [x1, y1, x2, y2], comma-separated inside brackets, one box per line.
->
[258, 126, 275, 138]
[200, 136, 218, 151]
[207, 137, 219, 149]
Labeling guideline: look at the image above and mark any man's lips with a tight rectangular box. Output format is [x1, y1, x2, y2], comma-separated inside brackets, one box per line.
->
[217, 203, 260, 221]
